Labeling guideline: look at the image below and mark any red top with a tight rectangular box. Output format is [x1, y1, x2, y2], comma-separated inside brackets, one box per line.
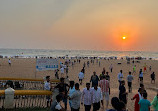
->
[133, 94, 140, 111]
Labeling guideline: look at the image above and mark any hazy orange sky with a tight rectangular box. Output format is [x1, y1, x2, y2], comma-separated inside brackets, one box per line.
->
[0, 0, 158, 51]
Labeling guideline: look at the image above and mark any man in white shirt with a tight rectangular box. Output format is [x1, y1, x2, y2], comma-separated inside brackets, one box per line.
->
[92, 84, 102, 111]
[51, 94, 64, 111]
[69, 83, 82, 111]
[69, 81, 75, 109]
[60, 67, 64, 77]
[44, 76, 51, 107]
[81, 83, 93, 111]
[118, 70, 123, 86]
[78, 70, 84, 85]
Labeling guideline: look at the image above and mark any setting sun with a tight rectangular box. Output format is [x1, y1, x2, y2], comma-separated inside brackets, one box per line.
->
[122, 37, 126, 40]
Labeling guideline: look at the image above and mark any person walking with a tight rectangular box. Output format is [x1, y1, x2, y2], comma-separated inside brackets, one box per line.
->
[8, 59, 11, 66]
[151, 93, 158, 111]
[109, 64, 113, 73]
[118, 70, 123, 86]
[119, 80, 128, 105]
[133, 65, 136, 74]
[92, 84, 102, 111]
[69, 81, 75, 109]
[69, 83, 82, 111]
[139, 93, 151, 111]
[90, 71, 99, 87]
[55, 78, 69, 110]
[139, 69, 143, 83]
[99, 76, 110, 110]
[127, 71, 133, 93]
[44, 76, 52, 107]
[131, 88, 142, 111]
[151, 72, 155, 84]
[81, 83, 93, 111]
[78, 70, 84, 85]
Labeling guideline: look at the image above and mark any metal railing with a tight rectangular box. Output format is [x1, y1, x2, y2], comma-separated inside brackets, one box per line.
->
[0, 90, 53, 110]
[0, 78, 60, 110]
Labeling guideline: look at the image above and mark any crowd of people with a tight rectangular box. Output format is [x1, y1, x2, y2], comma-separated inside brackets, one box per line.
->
[43, 59, 157, 111]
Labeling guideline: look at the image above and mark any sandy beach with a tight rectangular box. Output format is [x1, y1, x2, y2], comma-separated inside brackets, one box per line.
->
[0, 58, 158, 111]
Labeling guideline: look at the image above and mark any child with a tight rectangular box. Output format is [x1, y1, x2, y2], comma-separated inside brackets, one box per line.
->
[133, 65, 136, 74]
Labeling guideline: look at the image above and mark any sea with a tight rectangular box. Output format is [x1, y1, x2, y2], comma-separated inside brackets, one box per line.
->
[0, 48, 158, 60]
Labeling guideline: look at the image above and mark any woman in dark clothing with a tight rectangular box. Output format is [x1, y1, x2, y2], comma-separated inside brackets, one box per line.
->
[119, 80, 128, 104]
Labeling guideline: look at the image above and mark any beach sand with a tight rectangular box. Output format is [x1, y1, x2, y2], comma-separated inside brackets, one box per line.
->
[0, 58, 158, 111]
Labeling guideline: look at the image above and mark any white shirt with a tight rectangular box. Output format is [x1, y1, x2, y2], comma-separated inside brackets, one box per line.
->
[70, 90, 82, 109]
[91, 87, 102, 103]
[60, 67, 64, 74]
[78, 72, 84, 79]
[81, 88, 93, 105]
[8, 60, 11, 64]
[44, 81, 50, 90]
[118, 73, 123, 81]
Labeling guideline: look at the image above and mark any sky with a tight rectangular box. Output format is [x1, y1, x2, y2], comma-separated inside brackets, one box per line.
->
[0, 0, 158, 51]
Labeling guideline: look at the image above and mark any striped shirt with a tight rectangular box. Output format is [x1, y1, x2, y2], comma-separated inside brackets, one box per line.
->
[99, 79, 109, 93]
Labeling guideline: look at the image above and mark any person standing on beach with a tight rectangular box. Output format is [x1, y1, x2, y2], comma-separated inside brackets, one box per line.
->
[119, 80, 128, 105]
[109, 64, 113, 73]
[151, 92, 158, 111]
[127, 71, 133, 93]
[78, 70, 84, 85]
[60, 67, 64, 77]
[131, 88, 142, 111]
[149, 66, 152, 72]
[92, 84, 102, 111]
[150, 72, 155, 84]
[105, 72, 110, 81]
[69, 81, 75, 109]
[99, 76, 110, 109]
[55, 78, 69, 110]
[133, 65, 136, 74]
[144, 63, 147, 72]
[102, 68, 106, 75]
[8, 59, 11, 66]
[139, 93, 151, 111]
[69, 83, 82, 111]
[99, 72, 105, 80]
[44, 76, 52, 107]
[90, 71, 99, 87]
[81, 83, 93, 111]
[139, 69, 143, 83]
[118, 70, 123, 86]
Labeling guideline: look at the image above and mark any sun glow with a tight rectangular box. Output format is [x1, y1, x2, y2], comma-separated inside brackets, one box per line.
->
[122, 37, 126, 40]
